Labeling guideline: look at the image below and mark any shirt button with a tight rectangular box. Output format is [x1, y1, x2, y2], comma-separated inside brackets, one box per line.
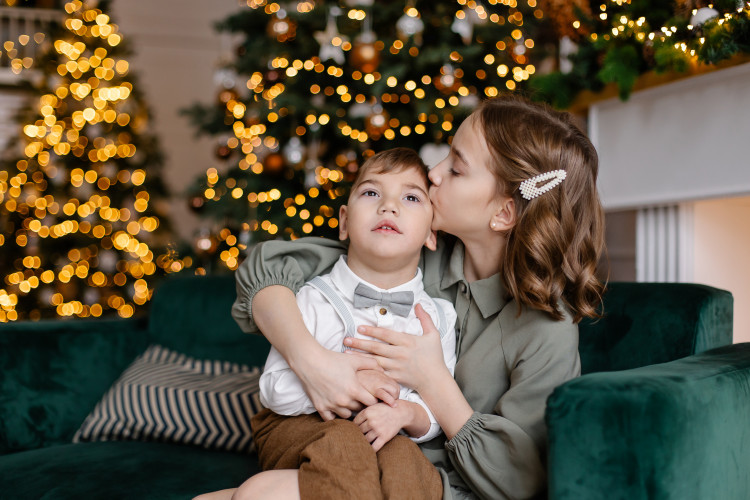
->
[379, 308, 387, 315]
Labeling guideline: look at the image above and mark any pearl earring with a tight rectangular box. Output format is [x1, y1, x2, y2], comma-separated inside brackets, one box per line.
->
[491, 222, 496, 229]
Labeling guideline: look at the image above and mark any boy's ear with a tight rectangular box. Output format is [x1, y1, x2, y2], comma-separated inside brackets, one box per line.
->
[423, 229, 437, 251]
[338, 205, 349, 241]
[491, 197, 516, 232]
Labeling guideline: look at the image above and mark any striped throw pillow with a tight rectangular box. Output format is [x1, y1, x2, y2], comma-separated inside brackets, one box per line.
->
[73, 344, 262, 453]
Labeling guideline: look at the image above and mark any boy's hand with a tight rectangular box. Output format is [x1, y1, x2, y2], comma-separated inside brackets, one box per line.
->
[353, 402, 406, 451]
[356, 369, 400, 407]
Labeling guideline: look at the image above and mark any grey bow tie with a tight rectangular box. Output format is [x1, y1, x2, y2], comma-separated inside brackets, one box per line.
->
[353, 283, 414, 317]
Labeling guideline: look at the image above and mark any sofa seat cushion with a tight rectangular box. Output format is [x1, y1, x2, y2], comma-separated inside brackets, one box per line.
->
[0, 441, 261, 499]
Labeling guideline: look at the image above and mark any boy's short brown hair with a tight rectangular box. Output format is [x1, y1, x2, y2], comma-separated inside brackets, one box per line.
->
[349, 148, 429, 199]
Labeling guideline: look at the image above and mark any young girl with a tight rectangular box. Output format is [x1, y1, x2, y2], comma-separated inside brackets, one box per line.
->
[227, 94, 604, 499]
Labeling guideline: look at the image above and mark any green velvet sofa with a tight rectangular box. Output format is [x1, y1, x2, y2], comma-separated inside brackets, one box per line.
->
[1, 275, 749, 499]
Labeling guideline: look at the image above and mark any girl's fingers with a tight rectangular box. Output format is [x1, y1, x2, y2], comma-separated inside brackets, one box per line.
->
[344, 337, 396, 356]
[327, 408, 349, 420]
[414, 303, 438, 333]
[356, 325, 400, 344]
[375, 388, 397, 407]
[349, 352, 380, 369]
[319, 409, 336, 421]
[346, 398, 368, 412]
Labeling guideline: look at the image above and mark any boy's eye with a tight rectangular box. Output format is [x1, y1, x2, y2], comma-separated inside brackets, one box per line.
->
[405, 194, 421, 202]
[449, 168, 460, 176]
[362, 190, 378, 197]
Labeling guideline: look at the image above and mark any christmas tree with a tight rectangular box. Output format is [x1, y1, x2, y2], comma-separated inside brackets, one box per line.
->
[0, 0, 179, 322]
[184, 0, 552, 273]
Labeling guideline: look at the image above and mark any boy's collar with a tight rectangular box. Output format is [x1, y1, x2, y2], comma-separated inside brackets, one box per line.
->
[330, 255, 423, 300]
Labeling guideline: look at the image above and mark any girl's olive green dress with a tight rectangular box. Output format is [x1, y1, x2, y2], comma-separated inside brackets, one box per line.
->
[232, 235, 580, 500]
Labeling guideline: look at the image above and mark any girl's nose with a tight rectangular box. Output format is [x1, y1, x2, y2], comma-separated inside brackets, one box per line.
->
[428, 162, 443, 186]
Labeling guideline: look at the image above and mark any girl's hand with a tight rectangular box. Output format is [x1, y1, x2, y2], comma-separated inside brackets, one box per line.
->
[293, 345, 380, 421]
[344, 304, 447, 393]
[356, 369, 400, 407]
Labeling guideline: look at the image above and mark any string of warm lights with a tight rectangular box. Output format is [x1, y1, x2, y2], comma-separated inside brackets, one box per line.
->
[0, 1, 180, 322]
[190, 0, 544, 272]
[530, 0, 750, 106]
[1, 33, 47, 73]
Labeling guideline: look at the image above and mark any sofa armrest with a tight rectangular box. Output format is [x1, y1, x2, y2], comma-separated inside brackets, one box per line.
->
[546, 343, 750, 500]
[0, 317, 150, 455]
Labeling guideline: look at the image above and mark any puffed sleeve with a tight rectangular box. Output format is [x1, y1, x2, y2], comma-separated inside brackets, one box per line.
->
[231, 237, 347, 333]
[444, 309, 580, 500]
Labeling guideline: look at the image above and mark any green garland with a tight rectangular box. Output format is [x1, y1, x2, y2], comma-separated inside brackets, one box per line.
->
[529, 1, 750, 109]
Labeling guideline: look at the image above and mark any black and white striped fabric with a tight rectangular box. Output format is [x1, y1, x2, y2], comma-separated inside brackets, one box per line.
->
[73, 344, 262, 453]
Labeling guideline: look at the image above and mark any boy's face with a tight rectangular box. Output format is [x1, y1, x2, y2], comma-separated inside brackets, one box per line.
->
[339, 167, 436, 264]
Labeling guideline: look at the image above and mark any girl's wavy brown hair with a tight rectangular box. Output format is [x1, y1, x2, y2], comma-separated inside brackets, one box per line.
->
[477, 95, 605, 323]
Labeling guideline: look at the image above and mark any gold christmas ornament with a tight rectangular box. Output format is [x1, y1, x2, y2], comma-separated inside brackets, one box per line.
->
[538, 0, 591, 40]
[267, 11, 297, 42]
[434, 64, 462, 95]
[195, 233, 219, 256]
[263, 152, 285, 174]
[364, 105, 389, 139]
[350, 37, 381, 74]
[510, 40, 528, 65]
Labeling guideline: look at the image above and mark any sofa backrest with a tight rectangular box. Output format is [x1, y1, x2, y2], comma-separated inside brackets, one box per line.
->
[147, 274, 271, 367]
[148, 276, 733, 374]
[578, 282, 733, 374]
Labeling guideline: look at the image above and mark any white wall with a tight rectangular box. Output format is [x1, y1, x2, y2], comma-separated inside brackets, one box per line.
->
[112, 0, 239, 242]
[692, 196, 750, 343]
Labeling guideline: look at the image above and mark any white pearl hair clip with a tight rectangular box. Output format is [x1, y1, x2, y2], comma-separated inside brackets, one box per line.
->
[519, 170, 567, 200]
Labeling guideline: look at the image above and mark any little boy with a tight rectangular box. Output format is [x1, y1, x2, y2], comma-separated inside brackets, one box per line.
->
[244, 148, 456, 499]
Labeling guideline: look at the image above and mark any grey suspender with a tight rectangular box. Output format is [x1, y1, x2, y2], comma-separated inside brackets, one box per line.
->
[309, 277, 357, 352]
[307, 277, 449, 354]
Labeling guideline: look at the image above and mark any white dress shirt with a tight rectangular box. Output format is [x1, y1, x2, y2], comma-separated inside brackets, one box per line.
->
[259, 255, 457, 443]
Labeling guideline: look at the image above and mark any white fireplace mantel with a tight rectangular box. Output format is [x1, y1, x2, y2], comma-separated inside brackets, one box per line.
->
[590, 61, 750, 211]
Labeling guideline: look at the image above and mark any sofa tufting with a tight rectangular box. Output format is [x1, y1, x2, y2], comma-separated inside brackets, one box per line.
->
[1, 275, 749, 499]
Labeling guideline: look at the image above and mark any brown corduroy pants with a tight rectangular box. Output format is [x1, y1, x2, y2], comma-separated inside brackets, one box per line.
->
[250, 408, 443, 500]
